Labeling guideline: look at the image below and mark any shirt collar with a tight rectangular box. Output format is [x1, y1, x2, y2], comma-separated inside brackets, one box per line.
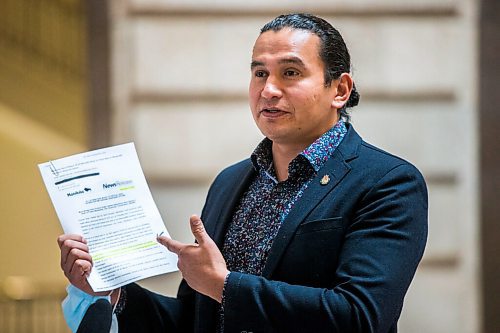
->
[300, 119, 347, 172]
[251, 120, 347, 175]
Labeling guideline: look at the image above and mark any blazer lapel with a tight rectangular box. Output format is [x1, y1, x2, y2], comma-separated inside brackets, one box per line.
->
[261, 125, 361, 278]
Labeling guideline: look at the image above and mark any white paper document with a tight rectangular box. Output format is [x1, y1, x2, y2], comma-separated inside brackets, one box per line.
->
[39, 143, 178, 292]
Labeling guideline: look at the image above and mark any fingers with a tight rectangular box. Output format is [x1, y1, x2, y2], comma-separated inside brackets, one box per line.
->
[157, 236, 187, 255]
[57, 234, 86, 249]
[157, 215, 212, 254]
[57, 234, 117, 296]
[66, 259, 94, 295]
[69, 258, 93, 278]
[63, 248, 93, 276]
[58, 234, 93, 289]
[58, 234, 89, 266]
[189, 215, 209, 245]
[59, 237, 90, 268]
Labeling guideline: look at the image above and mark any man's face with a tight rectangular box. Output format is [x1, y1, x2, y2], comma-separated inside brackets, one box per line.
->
[249, 28, 339, 148]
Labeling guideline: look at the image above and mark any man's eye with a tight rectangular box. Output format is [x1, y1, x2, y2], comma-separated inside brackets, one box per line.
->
[254, 70, 267, 78]
[284, 70, 299, 77]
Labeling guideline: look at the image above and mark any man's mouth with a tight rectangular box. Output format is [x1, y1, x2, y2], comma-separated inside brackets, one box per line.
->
[261, 108, 286, 114]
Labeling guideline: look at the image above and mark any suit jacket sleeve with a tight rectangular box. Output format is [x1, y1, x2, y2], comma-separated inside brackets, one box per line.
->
[117, 280, 195, 333]
[222, 163, 428, 333]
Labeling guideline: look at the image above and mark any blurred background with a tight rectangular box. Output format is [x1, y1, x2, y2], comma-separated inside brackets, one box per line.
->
[0, 0, 498, 332]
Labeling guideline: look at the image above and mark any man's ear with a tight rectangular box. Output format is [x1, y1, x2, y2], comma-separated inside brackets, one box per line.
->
[331, 73, 353, 109]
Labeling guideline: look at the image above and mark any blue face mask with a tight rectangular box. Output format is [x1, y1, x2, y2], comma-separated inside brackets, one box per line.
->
[62, 284, 118, 333]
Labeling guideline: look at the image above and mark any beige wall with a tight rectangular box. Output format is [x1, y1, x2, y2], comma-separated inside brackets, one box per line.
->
[0, 105, 85, 284]
[0, 2, 87, 324]
[107, 1, 480, 332]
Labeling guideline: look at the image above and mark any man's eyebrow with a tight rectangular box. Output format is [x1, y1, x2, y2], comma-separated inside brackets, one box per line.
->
[250, 60, 264, 69]
[278, 57, 305, 67]
[250, 57, 306, 69]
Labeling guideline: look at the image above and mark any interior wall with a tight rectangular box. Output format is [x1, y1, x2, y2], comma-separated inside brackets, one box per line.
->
[0, 105, 84, 283]
[0, 0, 88, 144]
[0, 0, 88, 298]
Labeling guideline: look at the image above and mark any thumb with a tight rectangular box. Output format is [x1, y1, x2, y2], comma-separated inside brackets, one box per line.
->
[190, 215, 209, 245]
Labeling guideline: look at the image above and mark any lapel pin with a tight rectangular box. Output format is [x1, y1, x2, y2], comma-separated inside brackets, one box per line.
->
[320, 174, 330, 185]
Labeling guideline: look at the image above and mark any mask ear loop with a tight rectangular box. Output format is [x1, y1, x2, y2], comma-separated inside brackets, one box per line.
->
[108, 288, 121, 313]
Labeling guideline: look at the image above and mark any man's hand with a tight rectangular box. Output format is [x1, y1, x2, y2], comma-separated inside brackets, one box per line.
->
[157, 215, 229, 303]
[57, 234, 118, 301]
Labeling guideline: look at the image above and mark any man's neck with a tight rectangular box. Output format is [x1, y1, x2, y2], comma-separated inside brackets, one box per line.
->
[269, 120, 342, 182]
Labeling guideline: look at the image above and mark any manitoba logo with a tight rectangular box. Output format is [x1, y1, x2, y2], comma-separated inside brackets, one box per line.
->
[67, 190, 85, 197]
[67, 188, 91, 196]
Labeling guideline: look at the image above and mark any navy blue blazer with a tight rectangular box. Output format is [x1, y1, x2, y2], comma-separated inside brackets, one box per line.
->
[118, 124, 428, 333]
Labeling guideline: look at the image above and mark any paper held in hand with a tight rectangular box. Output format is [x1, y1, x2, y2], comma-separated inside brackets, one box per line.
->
[38, 142, 178, 292]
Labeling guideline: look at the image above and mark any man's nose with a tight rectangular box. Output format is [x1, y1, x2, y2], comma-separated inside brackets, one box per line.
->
[261, 77, 283, 99]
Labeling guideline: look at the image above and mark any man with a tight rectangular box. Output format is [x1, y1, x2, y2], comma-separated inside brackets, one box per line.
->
[58, 13, 428, 333]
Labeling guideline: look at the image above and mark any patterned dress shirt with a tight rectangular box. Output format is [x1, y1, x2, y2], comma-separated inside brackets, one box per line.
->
[218, 119, 347, 331]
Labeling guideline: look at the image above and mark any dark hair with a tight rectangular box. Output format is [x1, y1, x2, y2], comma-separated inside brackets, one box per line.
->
[261, 13, 360, 121]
